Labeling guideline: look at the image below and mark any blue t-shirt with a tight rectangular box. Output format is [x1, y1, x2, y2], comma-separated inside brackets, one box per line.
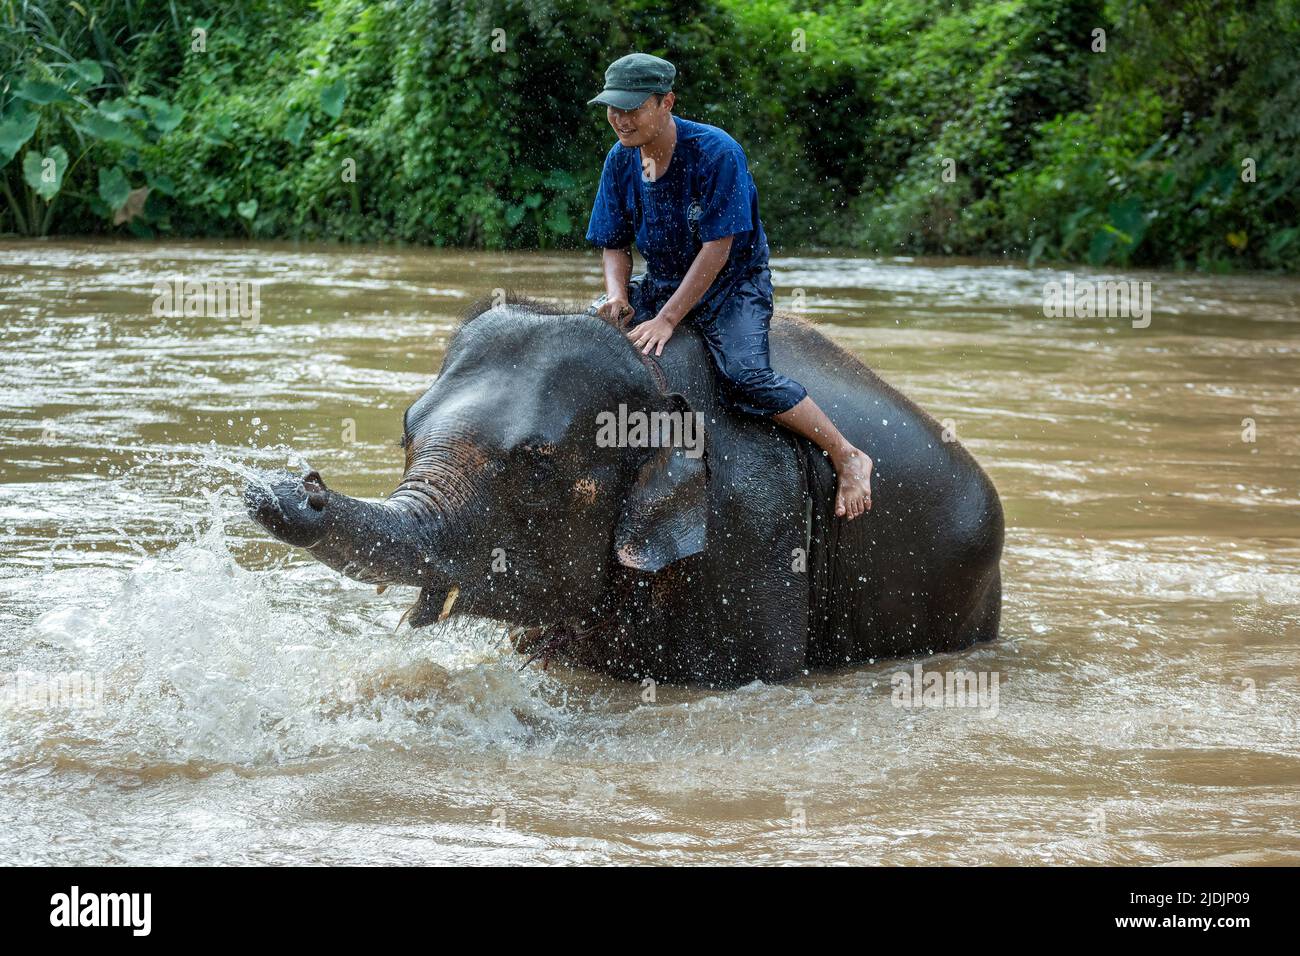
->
[585, 115, 770, 283]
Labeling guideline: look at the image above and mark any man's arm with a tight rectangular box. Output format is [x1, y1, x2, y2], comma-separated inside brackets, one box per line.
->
[658, 235, 733, 325]
[594, 247, 634, 323]
[602, 246, 633, 307]
[627, 235, 734, 355]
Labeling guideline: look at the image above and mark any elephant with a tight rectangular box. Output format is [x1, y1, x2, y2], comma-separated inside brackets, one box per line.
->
[243, 292, 1004, 687]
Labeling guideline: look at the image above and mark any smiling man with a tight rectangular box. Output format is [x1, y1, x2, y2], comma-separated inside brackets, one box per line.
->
[585, 53, 873, 520]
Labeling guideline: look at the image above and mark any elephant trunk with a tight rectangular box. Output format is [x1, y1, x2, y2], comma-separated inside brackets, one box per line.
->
[243, 469, 441, 588]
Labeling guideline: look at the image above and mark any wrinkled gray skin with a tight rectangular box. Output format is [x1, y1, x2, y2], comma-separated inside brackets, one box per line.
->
[244, 295, 1004, 687]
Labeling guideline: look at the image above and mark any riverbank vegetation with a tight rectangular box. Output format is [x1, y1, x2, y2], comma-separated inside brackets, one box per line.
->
[2, 0, 1297, 270]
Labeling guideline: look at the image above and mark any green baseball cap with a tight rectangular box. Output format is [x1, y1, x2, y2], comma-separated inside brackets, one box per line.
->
[587, 53, 676, 110]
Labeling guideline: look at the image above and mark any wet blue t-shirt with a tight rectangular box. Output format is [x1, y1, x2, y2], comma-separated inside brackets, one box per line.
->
[585, 115, 770, 283]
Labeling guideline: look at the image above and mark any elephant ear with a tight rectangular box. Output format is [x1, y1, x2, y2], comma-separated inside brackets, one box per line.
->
[613, 394, 708, 572]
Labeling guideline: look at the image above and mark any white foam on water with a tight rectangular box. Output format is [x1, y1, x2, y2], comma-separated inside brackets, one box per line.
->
[3, 478, 581, 774]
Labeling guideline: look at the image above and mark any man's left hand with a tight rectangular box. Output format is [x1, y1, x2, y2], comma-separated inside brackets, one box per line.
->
[627, 314, 676, 356]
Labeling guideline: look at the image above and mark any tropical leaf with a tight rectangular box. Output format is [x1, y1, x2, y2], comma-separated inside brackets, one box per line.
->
[75, 110, 144, 147]
[137, 95, 184, 133]
[543, 169, 575, 191]
[1190, 170, 1219, 203]
[95, 98, 137, 122]
[544, 207, 572, 233]
[147, 172, 176, 196]
[1265, 228, 1297, 257]
[1101, 223, 1133, 245]
[22, 145, 69, 200]
[283, 113, 309, 147]
[320, 79, 348, 119]
[68, 59, 104, 85]
[98, 166, 131, 210]
[0, 112, 40, 167]
[1027, 234, 1047, 267]
[236, 199, 259, 220]
[13, 79, 71, 105]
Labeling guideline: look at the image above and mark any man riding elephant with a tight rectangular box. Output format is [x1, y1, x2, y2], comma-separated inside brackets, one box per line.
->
[584, 53, 875, 521]
[241, 56, 1005, 687]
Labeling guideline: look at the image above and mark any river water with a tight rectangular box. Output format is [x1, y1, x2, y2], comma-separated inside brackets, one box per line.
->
[1, 239, 1297, 865]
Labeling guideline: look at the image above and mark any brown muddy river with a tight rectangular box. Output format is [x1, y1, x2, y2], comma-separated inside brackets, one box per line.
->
[1, 239, 1297, 865]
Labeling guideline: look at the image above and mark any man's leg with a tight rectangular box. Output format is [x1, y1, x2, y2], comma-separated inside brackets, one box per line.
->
[772, 396, 873, 519]
[695, 268, 873, 521]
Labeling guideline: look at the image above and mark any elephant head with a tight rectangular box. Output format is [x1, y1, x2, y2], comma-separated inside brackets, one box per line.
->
[243, 296, 708, 632]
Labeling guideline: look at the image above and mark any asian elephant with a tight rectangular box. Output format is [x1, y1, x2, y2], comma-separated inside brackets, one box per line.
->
[243, 293, 1004, 687]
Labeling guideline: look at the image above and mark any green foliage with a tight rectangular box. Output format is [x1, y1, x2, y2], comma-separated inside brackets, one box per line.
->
[1, 0, 1296, 271]
[0, 0, 198, 235]
[993, 0, 1300, 270]
[23, 143, 66, 198]
[318, 79, 346, 119]
[0, 109, 38, 162]
[96, 163, 130, 209]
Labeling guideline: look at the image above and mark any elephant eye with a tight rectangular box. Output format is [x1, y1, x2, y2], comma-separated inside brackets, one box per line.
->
[530, 454, 557, 483]
[514, 442, 559, 487]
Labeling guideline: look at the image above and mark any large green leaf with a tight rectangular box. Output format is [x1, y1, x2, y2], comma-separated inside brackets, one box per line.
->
[0, 112, 39, 166]
[23, 146, 68, 200]
[75, 110, 143, 147]
[13, 79, 71, 105]
[319, 79, 348, 119]
[98, 166, 131, 210]
[147, 171, 176, 196]
[283, 113, 309, 146]
[69, 60, 105, 86]
[236, 199, 258, 220]
[95, 98, 136, 122]
[545, 207, 572, 234]
[137, 95, 184, 133]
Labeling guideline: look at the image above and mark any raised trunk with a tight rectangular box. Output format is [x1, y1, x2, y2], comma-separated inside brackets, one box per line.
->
[244, 471, 446, 589]
[304, 490, 440, 587]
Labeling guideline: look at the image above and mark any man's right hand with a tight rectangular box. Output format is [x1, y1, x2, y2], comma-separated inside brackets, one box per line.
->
[596, 295, 633, 324]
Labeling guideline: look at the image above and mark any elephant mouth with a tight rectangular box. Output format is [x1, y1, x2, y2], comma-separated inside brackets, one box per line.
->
[395, 581, 464, 630]
[390, 578, 606, 671]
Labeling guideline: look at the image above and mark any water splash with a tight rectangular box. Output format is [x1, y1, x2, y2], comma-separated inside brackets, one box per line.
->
[6, 476, 578, 776]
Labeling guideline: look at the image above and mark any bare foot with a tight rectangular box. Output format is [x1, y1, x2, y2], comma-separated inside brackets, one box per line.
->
[833, 445, 873, 520]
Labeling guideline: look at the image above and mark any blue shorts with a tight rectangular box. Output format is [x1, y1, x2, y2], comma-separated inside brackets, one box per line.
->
[626, 264, 808, 417]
